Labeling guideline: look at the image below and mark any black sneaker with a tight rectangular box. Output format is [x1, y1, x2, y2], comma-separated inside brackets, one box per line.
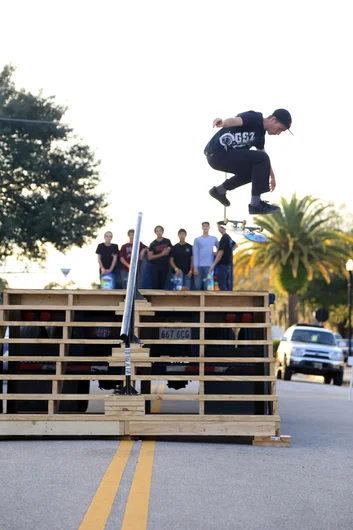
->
[248, 200, 281, 215]
[209, 187, 230, 207]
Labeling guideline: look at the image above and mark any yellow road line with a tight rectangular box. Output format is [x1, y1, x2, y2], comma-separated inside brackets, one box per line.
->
[151, 382, 165, 413]
[78, 440, 133, 530]
[121, 441, 156, 530]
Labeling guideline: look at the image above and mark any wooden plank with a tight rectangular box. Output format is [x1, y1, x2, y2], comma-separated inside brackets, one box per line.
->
[3, 289, 270, 296]
[0, 354, 276, 364]
[252, 435, 291, 447]
[0, 421, 125, 436]
[0, 414, 280, 422]
[0, 356, 275, 363]
[127, 421, 276, 436]
[0, 394, 278, 401]
[125, 414, 280, 422]
[0, 414, 123, 421]
[135, 323, 270, 328]
[124, 340, 273, 345]
[1, 305, 271, 313]
[0, 339, 273, 345]
[0, 375, 276, 382]
[1, 306, 124, 311]
[0, 322, 123, 327]
[0, 339, 124, 344]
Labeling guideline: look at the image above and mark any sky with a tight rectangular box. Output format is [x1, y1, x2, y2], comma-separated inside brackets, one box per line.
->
[0, 0, 352, 288]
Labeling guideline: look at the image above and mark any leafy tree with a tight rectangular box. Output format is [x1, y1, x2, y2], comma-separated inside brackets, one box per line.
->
[0, 64, 109, 261]
[233, 195, 353, 326]
[301, 274, 349, 334]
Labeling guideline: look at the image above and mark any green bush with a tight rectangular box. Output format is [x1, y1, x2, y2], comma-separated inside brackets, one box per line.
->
[273, 340, 280, 357]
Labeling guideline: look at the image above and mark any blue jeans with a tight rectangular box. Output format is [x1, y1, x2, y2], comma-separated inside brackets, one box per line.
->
[194, 266, 211, 290]
[183, 274, 192, 289]
[139, 256, 152, 289]
[217, 264, 233, 291]
[120, 270, 129, 288]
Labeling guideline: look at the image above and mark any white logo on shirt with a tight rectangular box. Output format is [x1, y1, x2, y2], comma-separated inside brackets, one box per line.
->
[219, 131, 255, 150]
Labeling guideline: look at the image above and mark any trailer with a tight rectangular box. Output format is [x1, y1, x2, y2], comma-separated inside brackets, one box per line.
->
[0, 289, 290, 446]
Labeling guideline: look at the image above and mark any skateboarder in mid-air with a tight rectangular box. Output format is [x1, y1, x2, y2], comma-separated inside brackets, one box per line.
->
[205, 109, 292, 214]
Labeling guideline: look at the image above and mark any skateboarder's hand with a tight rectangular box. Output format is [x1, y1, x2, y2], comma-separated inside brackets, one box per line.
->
[213, 118, 223, 128]
[162, 247, 171, 256]
[270, 174, 276, 192]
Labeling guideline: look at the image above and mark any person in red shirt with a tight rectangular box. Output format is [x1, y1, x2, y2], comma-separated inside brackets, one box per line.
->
[119, 229, 148, 288]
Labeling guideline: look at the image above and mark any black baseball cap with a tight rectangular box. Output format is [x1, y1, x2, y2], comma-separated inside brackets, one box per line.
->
[272, 109, 293, 135]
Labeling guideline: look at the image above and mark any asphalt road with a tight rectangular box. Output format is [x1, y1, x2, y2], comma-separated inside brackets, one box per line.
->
[1, 372, 353, 530]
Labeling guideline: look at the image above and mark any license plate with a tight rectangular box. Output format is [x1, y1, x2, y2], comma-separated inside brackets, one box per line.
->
[313, 362, 323, 369]
[159, 327, 191, 340]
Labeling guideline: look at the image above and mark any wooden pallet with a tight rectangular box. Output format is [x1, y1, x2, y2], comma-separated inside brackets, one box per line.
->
[0, 289, 290, 446]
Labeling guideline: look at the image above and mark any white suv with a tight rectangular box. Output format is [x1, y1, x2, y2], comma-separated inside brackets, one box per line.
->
[276, 325, 345, 385]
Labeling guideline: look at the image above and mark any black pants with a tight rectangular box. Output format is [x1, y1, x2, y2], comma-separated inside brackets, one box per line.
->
[206, 149, 270, 195]
[151, 266, 169, 289]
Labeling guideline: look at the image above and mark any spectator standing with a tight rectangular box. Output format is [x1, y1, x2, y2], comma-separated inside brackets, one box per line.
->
[148, 225, 172, 289]
[119, 229, 148, 288]
[169, 229, 193, 289]
[193, 222, 219, 290]
[95, 231, 119, 288]
[210, 223, 237, 290]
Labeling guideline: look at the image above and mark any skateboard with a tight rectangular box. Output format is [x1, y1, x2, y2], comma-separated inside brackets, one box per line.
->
[100, 273, 115, 289]
[171, 271, 183, 290]
[220, 218, 267, 243]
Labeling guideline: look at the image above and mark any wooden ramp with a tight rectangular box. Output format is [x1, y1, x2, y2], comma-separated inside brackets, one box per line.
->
[0, 289, 290, 446]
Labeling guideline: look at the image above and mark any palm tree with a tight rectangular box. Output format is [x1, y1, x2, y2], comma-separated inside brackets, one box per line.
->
[233, 194, 353, 326]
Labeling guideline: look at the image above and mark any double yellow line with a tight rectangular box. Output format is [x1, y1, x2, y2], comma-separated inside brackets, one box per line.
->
[79, 440, 155, 530]
[79, 384, 164, 530]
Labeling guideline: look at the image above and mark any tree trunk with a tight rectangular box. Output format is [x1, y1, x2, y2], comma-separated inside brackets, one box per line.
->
[288, 292, 299, 326]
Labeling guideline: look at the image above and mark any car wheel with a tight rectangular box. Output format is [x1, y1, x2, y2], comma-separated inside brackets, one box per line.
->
[333, 371, 344, 386]
[324, 373, 332, 384]
[283, 365, 292, 381]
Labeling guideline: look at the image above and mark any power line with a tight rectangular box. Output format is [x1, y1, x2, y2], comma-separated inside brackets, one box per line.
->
[0, 116, 63, 126]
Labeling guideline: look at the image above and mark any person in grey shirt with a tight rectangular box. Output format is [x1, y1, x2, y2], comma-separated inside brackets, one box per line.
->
[193, 221, 219, 290]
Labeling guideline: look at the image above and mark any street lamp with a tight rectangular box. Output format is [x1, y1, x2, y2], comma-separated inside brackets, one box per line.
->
[346, 259, 353, 400]
[346, 259, 353, 358]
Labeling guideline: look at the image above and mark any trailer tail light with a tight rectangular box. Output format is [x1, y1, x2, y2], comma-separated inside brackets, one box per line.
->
[23, 311, 35, 321]
[39, 311, 51, 321]
[241, 313, 253, 323]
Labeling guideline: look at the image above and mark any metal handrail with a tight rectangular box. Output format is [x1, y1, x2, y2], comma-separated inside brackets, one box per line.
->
[118, 212, 143, 394]
[120, 212, 143, 341]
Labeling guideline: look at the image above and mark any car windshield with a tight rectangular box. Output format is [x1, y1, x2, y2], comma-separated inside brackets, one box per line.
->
[292, 329, 335, 346]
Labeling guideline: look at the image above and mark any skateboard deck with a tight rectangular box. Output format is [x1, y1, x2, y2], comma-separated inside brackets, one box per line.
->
[220, 218, 267, 243]
[171, 271, 183, 290]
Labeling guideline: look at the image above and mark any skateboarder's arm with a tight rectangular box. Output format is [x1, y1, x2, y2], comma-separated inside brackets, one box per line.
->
[148, 248, 170, 261]
[169, 256, 179, 273]
[189, 256, 194, 277]
[193, 240, 199, 273]
[97, 255, 107, 273]
[107, 254, 118, 273]
[209, 250, 224, 272]
[213, 117, 243, 128]
[120, 256, 130, 269]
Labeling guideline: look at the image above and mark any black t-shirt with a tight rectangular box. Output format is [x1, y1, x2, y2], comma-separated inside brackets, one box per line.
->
[149, 238, 172, 270]
[96, 243, 119, 270]
[170, 243, 193, 274]
[205, 111, 266, 153]
[218, 233, 235, 265]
